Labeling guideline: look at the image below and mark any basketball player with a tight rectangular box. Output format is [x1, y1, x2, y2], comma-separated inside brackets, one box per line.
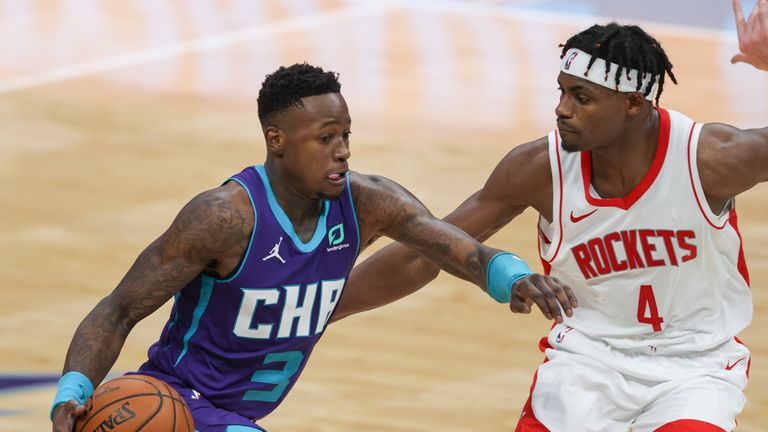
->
[50, 63, 575, 432]
[336, 2, 768, 431]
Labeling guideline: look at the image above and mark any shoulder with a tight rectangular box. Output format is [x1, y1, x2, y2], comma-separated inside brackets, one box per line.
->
[347, 171, 412, 210]
[697, 123, 743, 172]
[170, 182, 254, 252]
[699, 122, 740, 147]
[481, 137, 552, 209]
[180, 182, 253, 225]
[496, 136, 551, 177]
[697, 122, 764, 200]
[348, 171, 397, 193]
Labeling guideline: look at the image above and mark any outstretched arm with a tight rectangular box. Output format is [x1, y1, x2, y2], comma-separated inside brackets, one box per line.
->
[695, 0, 768, 210]
[333, 188, 517, 322]
[51, 182, 251, 432]
[335, 138, 575, 323]
[698, 122, 768, 207]
[732, 0, 768, 71]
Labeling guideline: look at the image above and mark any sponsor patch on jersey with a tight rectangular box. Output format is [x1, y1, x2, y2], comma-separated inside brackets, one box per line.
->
[327, 223, 350, 252]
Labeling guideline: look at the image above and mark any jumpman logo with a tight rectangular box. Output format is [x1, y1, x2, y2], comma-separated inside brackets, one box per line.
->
[263, 237, 286, 264]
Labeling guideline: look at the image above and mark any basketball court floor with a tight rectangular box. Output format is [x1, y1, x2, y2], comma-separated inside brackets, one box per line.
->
[1, 0, 767, 430]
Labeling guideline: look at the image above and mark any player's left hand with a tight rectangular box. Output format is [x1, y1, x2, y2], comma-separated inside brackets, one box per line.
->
[51, 400, 86, 432]
[509, 274, 577, 323]
[732, 0, 768, 71]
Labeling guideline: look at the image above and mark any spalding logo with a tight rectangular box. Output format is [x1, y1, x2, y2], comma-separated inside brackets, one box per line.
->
[90, 401, 137, 432]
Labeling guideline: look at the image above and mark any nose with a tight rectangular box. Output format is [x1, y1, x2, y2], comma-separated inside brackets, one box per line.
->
[335, 138, 350, 161]
[555, 94, 572, 119]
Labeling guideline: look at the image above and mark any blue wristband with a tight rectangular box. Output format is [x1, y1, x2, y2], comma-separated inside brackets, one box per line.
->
[486, 252, 533, 303]
[50, 371, 94, 420]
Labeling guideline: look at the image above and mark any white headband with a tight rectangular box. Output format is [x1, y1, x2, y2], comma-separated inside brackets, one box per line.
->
[560, 48, 659, 101]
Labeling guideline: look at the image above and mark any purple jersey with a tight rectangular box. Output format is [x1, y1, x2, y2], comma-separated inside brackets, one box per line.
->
[138, 165, 359, 421]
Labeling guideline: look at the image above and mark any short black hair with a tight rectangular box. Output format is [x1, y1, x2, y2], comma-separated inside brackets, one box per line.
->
[560, 23, 677, 105]
[257, 63, 341, 123]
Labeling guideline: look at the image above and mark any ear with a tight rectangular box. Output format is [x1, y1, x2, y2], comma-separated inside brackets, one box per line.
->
[625, 92, 648, 115]
[264, 126, 285, 157]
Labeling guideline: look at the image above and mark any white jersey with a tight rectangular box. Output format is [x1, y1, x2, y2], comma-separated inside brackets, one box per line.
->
[538, 108, 752, 354]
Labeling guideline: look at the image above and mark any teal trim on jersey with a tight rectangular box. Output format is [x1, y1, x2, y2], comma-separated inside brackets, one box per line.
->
[218, 176, 259, 283]
[345, 173, 361, 258]
[174, 275, 214, 366]
[167, 292, 181, 330]
[255, 165, 329, 253]
[225, 426, 265, 432]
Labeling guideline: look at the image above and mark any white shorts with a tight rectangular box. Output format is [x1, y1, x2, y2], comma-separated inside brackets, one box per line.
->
[526, 324, 750, 432]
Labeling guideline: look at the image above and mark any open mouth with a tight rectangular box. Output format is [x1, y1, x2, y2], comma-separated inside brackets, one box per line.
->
[327, 171, 347, 185]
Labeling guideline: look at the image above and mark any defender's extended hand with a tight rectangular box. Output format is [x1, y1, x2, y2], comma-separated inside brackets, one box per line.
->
[509, 275, 577, 323]
[732, 0, 768, 71]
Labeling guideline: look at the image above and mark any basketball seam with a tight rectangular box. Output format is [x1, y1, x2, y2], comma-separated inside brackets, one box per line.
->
[75, 375, 189, 432]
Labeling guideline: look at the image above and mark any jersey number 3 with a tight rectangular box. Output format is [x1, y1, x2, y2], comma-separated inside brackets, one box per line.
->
[243, 351, 304, 403]
[637, 284, 664, 332]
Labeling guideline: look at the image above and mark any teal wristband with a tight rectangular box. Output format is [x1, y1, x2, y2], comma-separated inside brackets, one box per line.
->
[50, 371, 94, 420]
[486, 252, 533, 303]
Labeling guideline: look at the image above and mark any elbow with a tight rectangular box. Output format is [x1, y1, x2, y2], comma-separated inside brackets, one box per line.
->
[406, 254, 441, 282]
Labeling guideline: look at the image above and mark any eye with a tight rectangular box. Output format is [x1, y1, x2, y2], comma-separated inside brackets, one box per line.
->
[557, 86, 564, 94]
[320, 135, 333, 144]
[342, 130, 351, 140]
[576, 95, 589, 104]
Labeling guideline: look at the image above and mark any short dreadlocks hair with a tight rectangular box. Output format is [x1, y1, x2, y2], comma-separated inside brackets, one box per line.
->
[560, 23, 677, 105]
[257, 63, 341, 123]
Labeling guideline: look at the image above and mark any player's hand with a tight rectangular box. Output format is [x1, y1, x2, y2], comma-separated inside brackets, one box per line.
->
[732, 0, 768, 71]
[509, 274, 577, 323]
[51, 400, 86, 432]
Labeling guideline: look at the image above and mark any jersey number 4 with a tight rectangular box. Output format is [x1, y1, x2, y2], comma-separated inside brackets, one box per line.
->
[637, 284, 664, 332]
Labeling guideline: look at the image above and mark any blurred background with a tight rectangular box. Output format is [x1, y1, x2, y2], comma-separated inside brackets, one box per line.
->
[1, 0, 767, 430]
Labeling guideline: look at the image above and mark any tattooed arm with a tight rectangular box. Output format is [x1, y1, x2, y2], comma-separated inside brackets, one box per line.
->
[334, 141, 576, 324]
[349, 173, 498, 289]
[52, 181, 251, 432]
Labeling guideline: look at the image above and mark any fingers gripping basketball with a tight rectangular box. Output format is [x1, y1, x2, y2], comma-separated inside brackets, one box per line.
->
[74, 374, 194, 432]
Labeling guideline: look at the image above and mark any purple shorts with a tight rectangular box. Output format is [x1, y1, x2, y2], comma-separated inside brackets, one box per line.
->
[127, 369, 266, 432]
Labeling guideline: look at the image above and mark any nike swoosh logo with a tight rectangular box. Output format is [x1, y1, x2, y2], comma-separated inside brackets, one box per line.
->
[725, 357, 746, 371]
[569, 209, 598, 223]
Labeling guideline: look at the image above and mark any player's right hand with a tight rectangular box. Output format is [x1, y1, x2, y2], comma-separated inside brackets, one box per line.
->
[509, 274, 577, 323]
[51, 400, 86, 432]
[732, 0, 768, 71]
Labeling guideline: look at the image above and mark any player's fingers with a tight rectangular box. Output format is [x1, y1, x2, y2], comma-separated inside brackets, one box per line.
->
[731, 53, 749, 64]
[731, 53, 756, 67]
[52, 402, 78, 432]
[733, 0, 747, 36]
[512, 281, 549, 318]
[509, 297, 531, 314]
[748, 0, 760, 33]
[756, 0, 768, 29]
[524, 296, 534, 308]
[547, 277, 575, 318]
[556, 277, 579, 309]
[72, 403, 86, 417]
[519, 278, 556, 321]
[536, 278, 566, 323]
[52, 423, 70, 432]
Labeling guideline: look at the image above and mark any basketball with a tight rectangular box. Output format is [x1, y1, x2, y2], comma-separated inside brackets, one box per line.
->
[74, 374, 194, 432]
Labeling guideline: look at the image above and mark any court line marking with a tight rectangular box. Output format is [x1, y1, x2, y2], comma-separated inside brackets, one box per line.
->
[0, 3, 388, 94]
